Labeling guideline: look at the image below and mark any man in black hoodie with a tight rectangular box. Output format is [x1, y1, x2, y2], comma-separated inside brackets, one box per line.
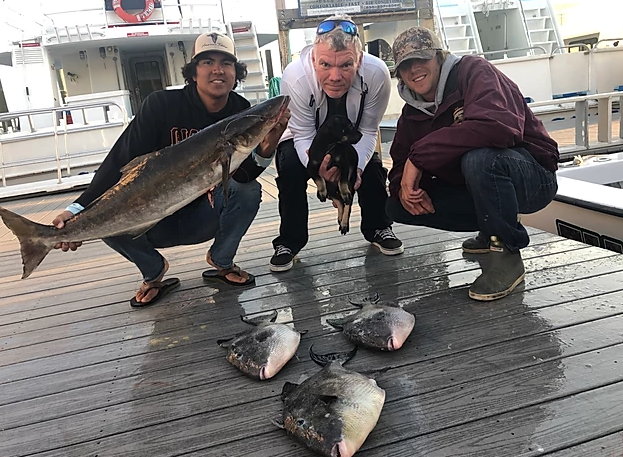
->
[51, 32, 290, 307]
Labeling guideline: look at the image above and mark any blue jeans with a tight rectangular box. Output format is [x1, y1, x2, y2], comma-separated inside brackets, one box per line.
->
[103, 179, 261, 281]
[386, 147, 558, 251]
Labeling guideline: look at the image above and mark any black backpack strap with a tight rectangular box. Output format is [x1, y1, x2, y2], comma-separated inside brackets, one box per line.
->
[354, 76, 368, 131]
[312, 76, 368, 131]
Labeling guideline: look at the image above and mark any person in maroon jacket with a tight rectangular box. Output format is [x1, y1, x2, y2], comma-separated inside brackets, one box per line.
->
[387, 27, 559, 301]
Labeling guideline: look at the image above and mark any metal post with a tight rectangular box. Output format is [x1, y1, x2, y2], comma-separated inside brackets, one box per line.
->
[0, 142, 6, 187]
[597, 97, 612, 144]
[52, 109, 63, 183]
[574, 100, 589, 149]
[275, 0, 290, 72]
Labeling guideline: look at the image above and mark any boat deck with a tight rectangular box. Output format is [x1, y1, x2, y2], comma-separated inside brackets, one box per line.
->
[1, 173, 623, 456]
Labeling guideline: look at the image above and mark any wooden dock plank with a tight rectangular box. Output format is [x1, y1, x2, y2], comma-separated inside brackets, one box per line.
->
[0, 188, 621, 457]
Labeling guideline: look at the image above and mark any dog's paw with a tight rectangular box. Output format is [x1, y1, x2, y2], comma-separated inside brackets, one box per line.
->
[340, 224, 350, 235]
[317, 190, 327, 202]
[340, 190, 353, 206]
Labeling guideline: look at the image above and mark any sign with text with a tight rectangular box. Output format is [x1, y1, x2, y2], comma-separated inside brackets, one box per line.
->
[299, 0, 417, 17]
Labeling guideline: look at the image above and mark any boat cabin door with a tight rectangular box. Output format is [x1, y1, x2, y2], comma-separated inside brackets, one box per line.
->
[126, 54, 168, 114]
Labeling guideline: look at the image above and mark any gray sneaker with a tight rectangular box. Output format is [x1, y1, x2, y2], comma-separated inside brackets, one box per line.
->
[462, 232, 490, 254]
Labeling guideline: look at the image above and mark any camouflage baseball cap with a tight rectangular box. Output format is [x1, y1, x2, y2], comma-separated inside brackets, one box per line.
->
[392, 27, 444, 68]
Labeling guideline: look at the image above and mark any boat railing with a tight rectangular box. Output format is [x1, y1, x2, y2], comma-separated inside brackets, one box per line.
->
[478, 46, 548, 58]
[42, 1, 225, 43]
[550, 44, 591, 55]
[528, 91, 623, 160]
[236, 89, 270, 106]
[0, 101, 129, 187]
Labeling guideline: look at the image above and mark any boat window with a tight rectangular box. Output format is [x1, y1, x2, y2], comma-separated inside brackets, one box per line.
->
[134, 60, 164, 103]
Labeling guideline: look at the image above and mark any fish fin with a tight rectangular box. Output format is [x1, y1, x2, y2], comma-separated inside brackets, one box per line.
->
[0, 207, 55, 279]
[220, 146, 232, 207]
[281, 381, 299, 400]
[298, 329, 309, 336]
[241, 310, 278, 326]
[360, 365, 392, 378]
[270, 418, 285, 430]
[119, 154, 149, 177]
[216, 337, 233, 348]
[315, 394, 339, 404]
[309, 344, 358, 367]
[130, 222, 159, 239]
[348, 291, 380, 308]
[325, 316, 350, 329]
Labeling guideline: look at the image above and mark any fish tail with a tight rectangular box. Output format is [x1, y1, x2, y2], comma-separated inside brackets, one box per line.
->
[0, 207, 55, 279]
[309, 344, 358, 367]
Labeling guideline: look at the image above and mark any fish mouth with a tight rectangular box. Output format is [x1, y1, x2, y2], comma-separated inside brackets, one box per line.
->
[332, 441, 352, 457]
[387, 337, 400, 351]
[259, 366, 269, 380]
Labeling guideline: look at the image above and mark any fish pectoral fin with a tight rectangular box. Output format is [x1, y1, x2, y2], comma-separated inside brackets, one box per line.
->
[216, 337, 234, 348]
[325, 317, 349, 329]
[348, 291, 380, 308]
[315, 394, 339, 405]
[270, 418, 285, 430]
[220, 146, 233, 207]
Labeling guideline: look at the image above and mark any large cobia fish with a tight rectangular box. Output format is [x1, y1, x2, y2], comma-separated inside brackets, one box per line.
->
[0, 95, 290, 279]
[276, 345, 385, 457]
[327, 293, 415, 351]
[217, 310, 306, 380]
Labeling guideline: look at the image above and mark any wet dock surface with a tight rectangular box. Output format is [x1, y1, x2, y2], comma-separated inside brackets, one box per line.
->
[1, 183, 623, 456]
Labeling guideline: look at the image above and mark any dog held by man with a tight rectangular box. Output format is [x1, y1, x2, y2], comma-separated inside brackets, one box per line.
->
[307, 115, 362, 235]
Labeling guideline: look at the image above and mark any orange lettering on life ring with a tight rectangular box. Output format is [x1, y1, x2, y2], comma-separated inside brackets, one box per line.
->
[112, 0, 155, 23]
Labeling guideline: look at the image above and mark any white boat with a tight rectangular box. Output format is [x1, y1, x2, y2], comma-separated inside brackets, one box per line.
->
[0, 0, 277, 198]
[0, 0, 621, 253]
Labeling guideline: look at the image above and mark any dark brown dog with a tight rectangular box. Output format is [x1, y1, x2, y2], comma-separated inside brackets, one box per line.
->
[307, 115, 362, 234]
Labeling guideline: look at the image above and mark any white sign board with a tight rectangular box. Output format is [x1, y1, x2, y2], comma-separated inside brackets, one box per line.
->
[299, 0, 417, 17]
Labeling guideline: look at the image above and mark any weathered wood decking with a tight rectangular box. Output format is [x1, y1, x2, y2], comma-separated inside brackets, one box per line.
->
[1, 169, 623, 457]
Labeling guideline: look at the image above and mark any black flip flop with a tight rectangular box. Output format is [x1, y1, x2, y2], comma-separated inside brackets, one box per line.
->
[202, 267, 255, 287]
[130, 277, 181, 308]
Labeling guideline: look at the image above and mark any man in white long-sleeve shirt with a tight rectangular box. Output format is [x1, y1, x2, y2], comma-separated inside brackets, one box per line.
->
[270, 14, 404, 272]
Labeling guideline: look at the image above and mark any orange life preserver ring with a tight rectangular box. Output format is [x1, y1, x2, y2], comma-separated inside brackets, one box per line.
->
[112, 0, 155, 23]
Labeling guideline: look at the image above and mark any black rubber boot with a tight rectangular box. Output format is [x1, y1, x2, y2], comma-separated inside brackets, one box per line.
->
[469, 236, 525, 301]
[462, 231, 490, 254]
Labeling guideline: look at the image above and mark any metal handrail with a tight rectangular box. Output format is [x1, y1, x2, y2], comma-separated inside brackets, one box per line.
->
[478, 46, 547, 57]
[528, 91, 623, 157]
[550, 43, 591, 56]
[42, 1, 223, 39]
[0, 101, 128, 124]
[0, 100, 128, 187]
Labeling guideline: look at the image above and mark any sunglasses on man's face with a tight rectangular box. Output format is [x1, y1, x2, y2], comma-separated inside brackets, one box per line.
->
[316, 20, 358, 36]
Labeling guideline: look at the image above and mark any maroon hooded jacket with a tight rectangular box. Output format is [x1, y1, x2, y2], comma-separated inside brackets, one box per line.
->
[388, 55, 559, 198]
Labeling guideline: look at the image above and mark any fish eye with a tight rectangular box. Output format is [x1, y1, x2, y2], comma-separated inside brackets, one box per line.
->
[297, 419, 306, 426]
